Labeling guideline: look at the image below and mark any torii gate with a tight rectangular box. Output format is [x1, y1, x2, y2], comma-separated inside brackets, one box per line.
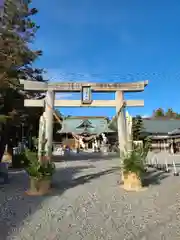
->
[20, 80, 148, 159]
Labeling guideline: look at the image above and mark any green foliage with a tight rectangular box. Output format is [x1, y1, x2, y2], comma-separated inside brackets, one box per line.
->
[0, 1, 46, 162]
[0, 0, 44, 113]
[132, 115, 143, 140]
[122, 142, 150, 176]
[0, 115, 12, 123]
[165, 108, 175, 118]
[123, 151, 145, 176]
[133, 140, 150, 163]
[0, 0, 42, 87]
[25, 150, 56, 179]
[153, 108, 165, 117]
[38, 162, 56, 178]
[152, 108, 180, 119]
[24, 149, 37, 164]
[12, 150, 30, 168]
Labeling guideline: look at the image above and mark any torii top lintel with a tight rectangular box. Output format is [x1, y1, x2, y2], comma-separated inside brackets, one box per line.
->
[20, 80, 148, 92]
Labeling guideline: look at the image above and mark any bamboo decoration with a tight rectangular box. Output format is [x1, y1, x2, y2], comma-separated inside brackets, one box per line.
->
[126, 111, 133, 152]
[38, 112, 46, 162]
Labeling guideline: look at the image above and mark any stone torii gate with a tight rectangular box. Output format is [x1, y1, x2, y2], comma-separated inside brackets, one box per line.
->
[20, 80, 148, 159]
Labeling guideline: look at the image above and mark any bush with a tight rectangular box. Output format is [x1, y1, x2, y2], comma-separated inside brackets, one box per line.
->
[122, 141, 150, 177]
[123, 151, 145, 177]
[25, 150, 56, 179]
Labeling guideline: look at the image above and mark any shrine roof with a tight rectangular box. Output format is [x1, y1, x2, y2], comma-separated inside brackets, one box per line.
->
[57, 116, 114, 134]
[142, 119, 180, 134]
[109, 118, 180, 135]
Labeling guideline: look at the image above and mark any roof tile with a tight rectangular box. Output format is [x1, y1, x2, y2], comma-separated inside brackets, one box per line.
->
[57, 117, 114, 134]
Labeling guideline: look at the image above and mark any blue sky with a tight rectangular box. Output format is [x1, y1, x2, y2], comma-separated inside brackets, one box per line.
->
[32, 0, 180, 118]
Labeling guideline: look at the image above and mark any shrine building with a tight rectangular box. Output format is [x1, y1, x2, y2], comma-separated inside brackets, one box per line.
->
[54, 116, 116, 149]
[109, 117, 180, 152]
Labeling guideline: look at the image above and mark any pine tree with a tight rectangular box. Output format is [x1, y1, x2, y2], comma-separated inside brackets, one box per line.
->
[152, 108, 180, 119]
[165, 108, 176, 118]
[0, 0, 44, 161]
[0, 0, 43, 86]
[132, 115, 143, 141]
[153, 108, 165, 117]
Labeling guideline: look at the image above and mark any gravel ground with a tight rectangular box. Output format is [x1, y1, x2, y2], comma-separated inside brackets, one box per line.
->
[0, 152, 180, 240]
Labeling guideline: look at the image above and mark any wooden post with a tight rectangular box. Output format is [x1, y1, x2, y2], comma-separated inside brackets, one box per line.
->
[45, 90, 55, 160]
[115, 91, 127, 156]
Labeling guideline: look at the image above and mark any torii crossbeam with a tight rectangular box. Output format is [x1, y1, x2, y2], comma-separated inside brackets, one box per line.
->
[20, 79, 148, 158]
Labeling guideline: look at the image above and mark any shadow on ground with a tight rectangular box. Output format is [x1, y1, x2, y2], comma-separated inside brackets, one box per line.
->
[142, 169, 170, 187]
[51, 166, 120, 194]
[53, 152, 119, 162]
[0, 164, 119, 239]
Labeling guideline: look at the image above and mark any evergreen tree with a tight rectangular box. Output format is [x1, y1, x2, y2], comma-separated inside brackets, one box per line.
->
[132, 115, 143, 141]
[165, 108, 176, 118]
[152, 108, 180, 119]
[0, 0, 44, 161]
[152, 108, 165, 117]
[0, 0, 43, 87]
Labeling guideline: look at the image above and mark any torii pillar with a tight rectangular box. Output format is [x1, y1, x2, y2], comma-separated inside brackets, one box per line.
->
[45, 90, 55, 160]
[20, 79, 148, 159]
[115, 91, 127, 156]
